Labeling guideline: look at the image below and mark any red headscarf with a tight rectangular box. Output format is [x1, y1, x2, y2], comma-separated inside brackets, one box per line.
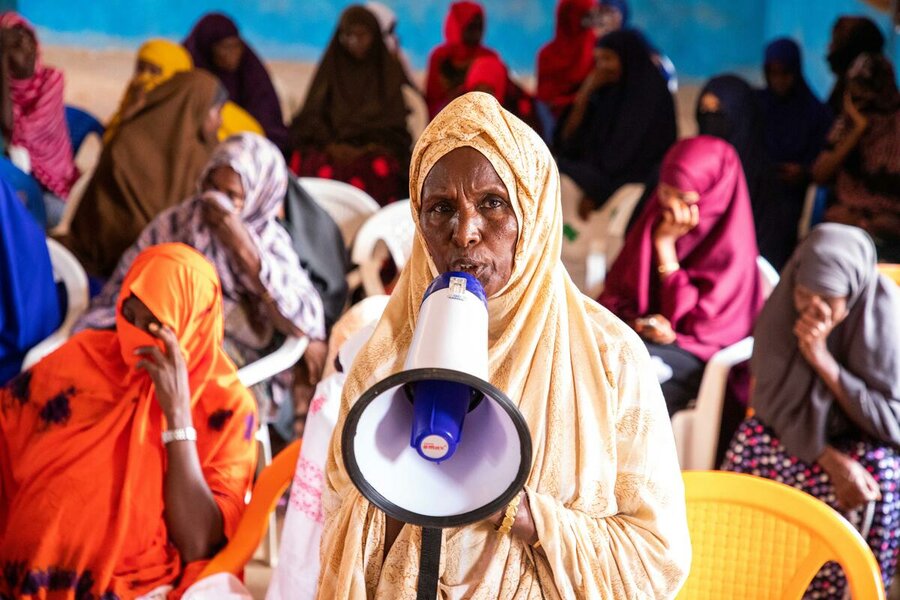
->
[536, 0, 598, 116]
[424, 1, 498, 118]
[0, 12, 79, 199]
[463, 55, 508, 101]
[599, 136, 765, 361]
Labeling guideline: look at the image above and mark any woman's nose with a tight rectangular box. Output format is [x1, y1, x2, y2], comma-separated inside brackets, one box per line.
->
[451, 209, 481, 248]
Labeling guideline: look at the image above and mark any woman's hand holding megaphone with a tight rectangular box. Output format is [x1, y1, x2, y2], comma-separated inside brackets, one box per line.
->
[489, 492, 539, 547]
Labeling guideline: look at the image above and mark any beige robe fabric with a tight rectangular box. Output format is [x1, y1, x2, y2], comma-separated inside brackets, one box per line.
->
[318, 92, 691, 599]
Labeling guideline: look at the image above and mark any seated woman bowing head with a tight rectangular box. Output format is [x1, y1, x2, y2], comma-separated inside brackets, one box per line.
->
[724, 224, 900, 598]
[76, 132, 326, 435]
[599, 136, 765, 416]
[0, 243, 257, 599]
[318, 92, 690, 598]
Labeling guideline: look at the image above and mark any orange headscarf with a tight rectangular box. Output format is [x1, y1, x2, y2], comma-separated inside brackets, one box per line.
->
[0, 243, 257, 599]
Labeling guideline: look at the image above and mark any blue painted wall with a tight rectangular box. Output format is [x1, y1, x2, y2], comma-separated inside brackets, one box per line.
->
[15, 0, 900, 96]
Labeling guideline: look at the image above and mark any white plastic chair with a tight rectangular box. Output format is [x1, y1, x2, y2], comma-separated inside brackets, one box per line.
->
[235, 334, 309, 568]
[20, 238, 89, 371]
[351, 200, 415, 296]
[600, 183, 646, 269]
[299, 177, 381, 296]
[299, 177, 380, 248]
[671, 256, 780, 471]
[560, 179, 645, 297]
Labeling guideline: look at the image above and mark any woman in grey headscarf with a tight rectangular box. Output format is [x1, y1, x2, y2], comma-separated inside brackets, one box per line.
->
[76, 132, 326, 432]
[723, 223, 900, 599]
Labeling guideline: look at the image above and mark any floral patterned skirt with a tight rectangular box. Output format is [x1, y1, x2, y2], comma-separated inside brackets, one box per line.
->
[722, 417, 900, 599]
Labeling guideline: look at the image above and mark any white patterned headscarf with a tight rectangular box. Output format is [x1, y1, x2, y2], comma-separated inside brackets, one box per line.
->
[199, 132, 289, 230]
[76, 132, 325, 344]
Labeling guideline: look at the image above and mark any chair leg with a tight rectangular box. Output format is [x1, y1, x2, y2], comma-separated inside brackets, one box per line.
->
[254, 425, 279, 568]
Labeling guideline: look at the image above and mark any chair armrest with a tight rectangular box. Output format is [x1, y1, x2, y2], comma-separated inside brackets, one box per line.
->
[237, 336, 310, 388]
[682, 336, 754, 470]
[199, 439, 303, 578]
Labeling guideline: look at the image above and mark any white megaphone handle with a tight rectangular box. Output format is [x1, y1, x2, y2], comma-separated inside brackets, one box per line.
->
[416, 527, 442, 600]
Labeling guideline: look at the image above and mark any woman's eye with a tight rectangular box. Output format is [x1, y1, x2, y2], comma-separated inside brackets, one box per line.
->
[482, 197, 505, 209]
[430, 201, 453, 214]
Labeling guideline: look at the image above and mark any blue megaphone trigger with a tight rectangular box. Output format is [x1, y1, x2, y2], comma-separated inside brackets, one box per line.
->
[405, 380, 485, 463]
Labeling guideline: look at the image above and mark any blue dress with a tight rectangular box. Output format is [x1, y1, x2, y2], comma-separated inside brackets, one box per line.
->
[0, 177, 61, 383]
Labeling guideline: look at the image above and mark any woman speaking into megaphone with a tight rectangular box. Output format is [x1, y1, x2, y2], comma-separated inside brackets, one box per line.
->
[319, 92, 691, 599]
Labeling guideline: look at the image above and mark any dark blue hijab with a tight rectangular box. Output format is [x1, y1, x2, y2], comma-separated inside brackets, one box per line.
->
[759, 38, 833, 167]
[0, 177, 61, 383]
[556, 28, 676, 206]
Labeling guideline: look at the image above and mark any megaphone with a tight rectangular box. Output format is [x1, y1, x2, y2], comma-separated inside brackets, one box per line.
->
[341, 272, 532, 598]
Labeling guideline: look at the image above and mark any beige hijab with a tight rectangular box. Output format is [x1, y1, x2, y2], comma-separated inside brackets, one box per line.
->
[319, 92, 690, 599]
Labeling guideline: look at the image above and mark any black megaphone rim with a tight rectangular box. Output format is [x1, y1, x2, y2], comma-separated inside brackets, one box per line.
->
[342, 367, 533, 529]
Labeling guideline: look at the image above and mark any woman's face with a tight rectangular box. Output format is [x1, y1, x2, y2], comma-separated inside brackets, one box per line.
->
[698, 92, 721, 113]
[419, 146, 518, 297]
[340, 22, 375, 60]
[3, 26, 37, 79]
[121, 294, 161, 334]
[657, 182, 699, 214]
[203, 165, 246, 212]
[462, 14, 484, 47]
[201, 103, 224, 144]
[134, 58, 163, 81]
[765, 62, 797, 98]
[583, 5, 623, 38]
[211, 36, 244, 72]
[594, 48, 623, 84]
[793, 284, 849, 325]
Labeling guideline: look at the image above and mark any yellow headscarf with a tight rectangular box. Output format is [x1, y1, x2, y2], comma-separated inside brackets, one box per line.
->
[104, 39, 193, 142]
[105, 39, 263, 143]
[320, 92, 690, 599]
[218, 101, 264, 141]
[136, 39, 193, 90]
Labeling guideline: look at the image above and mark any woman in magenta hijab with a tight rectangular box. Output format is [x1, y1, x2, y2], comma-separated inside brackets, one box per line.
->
[599, 135, 765, 414]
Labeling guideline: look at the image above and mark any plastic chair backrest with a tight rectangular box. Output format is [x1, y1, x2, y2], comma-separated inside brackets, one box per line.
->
[757, 255, 780, 296]
[65, 105, 104, 155]
[20, 238, 89, 371]
[679, 471, 884, 600]
[299, 177, 380, 249]
[199, 439, 302, 578]
[878, 264, 900, 287]
[351, 200, 415, 296]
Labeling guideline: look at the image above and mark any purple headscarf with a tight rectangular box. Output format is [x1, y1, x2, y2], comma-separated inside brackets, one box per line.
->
[599, 136, 765, 361]
[184, 13, 288, 149]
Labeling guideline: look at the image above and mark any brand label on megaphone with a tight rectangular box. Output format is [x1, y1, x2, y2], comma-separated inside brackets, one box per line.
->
[419, 435, 450, 460]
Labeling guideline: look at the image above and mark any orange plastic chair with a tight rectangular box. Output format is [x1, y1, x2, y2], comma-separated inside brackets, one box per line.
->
[878, 264, 900, 286]
[678, 471, 884, 600]
[198, 439, 302, 578]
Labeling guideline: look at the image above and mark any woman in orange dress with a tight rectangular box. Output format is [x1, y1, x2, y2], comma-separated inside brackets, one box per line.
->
[0, 243, 257, 599]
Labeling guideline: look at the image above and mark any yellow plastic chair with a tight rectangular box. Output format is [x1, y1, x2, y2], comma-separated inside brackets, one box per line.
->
[878, 264, 900, 286]
[199, 439, 302, 578]
[679, 471, 884, 600]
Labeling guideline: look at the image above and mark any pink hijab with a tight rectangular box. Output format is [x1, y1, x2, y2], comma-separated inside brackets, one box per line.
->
[599, 135, 765, 360]
[0, 12, 78, 199]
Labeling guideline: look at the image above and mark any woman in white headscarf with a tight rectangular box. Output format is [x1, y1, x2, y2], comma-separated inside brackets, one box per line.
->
[76, 132, 326, 427]
[318, 92, 690, 598]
